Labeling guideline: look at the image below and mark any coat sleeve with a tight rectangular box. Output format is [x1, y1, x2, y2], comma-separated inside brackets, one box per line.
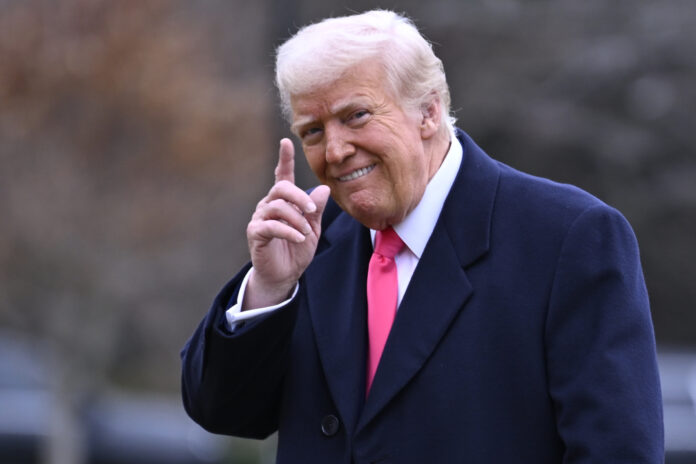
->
[180, 263, 300, 438]
[545, 204, 664, 463]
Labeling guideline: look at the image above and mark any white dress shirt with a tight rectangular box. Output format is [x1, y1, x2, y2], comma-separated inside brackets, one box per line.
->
[226, 128, 463, 328]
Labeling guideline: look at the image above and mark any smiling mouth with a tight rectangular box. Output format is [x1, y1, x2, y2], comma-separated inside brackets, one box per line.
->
[337, 164, 376, 182]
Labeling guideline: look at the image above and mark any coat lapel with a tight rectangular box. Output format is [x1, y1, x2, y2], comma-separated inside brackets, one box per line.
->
[304, 212, 371, 435]
[357, 223, 473, 430]
[357, 129, 501, 432]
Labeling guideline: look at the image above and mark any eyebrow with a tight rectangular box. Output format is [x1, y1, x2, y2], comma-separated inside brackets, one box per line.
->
[290, 94, 372, 134]
[330, 93, 374, 115]
[290, 117, 317, 135]
[330, 100, 359, 115]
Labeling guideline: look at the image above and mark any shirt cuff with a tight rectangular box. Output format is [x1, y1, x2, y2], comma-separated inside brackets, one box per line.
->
[225, 267, 299, 330]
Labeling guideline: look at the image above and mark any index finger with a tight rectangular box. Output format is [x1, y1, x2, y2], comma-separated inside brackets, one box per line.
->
[274, 138, 295, 185]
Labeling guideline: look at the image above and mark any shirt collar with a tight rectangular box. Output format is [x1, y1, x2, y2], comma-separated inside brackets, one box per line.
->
[371, 127, 463, 258]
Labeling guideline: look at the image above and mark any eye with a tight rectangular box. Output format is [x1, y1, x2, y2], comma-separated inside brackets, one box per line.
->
[347, 109, 370, 125]
[301, 126, 323, 144]
[352, 110, 369, 120]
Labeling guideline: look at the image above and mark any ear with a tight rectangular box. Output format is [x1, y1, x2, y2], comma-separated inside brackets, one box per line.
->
[419, 93, 441, 140]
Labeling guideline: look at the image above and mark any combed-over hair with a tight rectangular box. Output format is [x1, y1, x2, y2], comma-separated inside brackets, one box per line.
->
[275, 10, 455, 129]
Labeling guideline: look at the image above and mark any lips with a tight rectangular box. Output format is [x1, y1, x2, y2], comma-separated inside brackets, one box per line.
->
[337, 164, 376, 182]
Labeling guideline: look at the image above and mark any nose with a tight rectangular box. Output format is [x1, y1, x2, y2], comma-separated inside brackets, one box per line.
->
[325, 123, 355, 164]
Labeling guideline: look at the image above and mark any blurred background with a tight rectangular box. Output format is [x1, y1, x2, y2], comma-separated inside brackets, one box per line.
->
[1, 0, 694, 463]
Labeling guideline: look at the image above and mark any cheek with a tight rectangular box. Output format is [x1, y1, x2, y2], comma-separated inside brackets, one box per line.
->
[388, 148, 428, 201]
[304, 149, 327, 179]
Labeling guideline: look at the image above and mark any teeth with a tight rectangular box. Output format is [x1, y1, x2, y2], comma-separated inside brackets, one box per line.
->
[338, 164, 375, 182]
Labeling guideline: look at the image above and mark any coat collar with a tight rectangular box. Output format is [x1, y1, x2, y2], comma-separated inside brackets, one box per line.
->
[304, 129, 501, 436]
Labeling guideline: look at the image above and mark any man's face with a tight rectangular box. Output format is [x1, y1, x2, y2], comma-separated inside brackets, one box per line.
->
[290, 61, 436, 230]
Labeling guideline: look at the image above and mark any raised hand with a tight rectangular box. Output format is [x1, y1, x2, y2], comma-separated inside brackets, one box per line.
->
[244, 138, 330, 309]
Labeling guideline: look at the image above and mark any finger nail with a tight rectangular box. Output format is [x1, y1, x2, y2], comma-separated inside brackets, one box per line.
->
[305, 203, 316, 213]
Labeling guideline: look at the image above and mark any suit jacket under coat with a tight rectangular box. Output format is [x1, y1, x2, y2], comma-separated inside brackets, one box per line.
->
[181, 129, 663, 463]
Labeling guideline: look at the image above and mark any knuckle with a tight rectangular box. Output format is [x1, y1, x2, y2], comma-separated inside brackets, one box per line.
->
[266, 199, 284, 213]
[275, 179, 295, 191]
[246, 222, 259, 238]
[253, 204, 267, 219]
[267, 184, 281, 199]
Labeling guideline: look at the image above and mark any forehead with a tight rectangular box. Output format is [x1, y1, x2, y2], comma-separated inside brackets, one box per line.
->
[289, 62, 392, 127]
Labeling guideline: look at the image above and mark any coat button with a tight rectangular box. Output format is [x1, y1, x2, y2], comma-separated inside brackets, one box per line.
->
[320, 414, 340, 436]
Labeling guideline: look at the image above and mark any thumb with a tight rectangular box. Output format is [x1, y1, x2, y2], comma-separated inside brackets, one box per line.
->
[307, 185, 331, 227]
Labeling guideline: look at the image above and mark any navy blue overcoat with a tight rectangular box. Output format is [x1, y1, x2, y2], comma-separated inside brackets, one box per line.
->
[181, 130, 663, 463]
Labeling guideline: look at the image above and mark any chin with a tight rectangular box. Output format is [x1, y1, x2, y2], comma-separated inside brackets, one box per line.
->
[341, 205, 384, 229]
[351, 207, 399, 230]
[339, 193, 399, 228]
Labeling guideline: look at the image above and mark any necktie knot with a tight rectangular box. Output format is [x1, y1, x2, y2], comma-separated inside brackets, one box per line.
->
[374, 227, 404, 259]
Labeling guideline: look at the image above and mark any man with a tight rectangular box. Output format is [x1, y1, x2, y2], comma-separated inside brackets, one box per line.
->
[181, 10, 663, 463]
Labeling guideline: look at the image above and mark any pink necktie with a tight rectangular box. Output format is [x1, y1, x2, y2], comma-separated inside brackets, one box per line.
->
[366, 227, 404, 394]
